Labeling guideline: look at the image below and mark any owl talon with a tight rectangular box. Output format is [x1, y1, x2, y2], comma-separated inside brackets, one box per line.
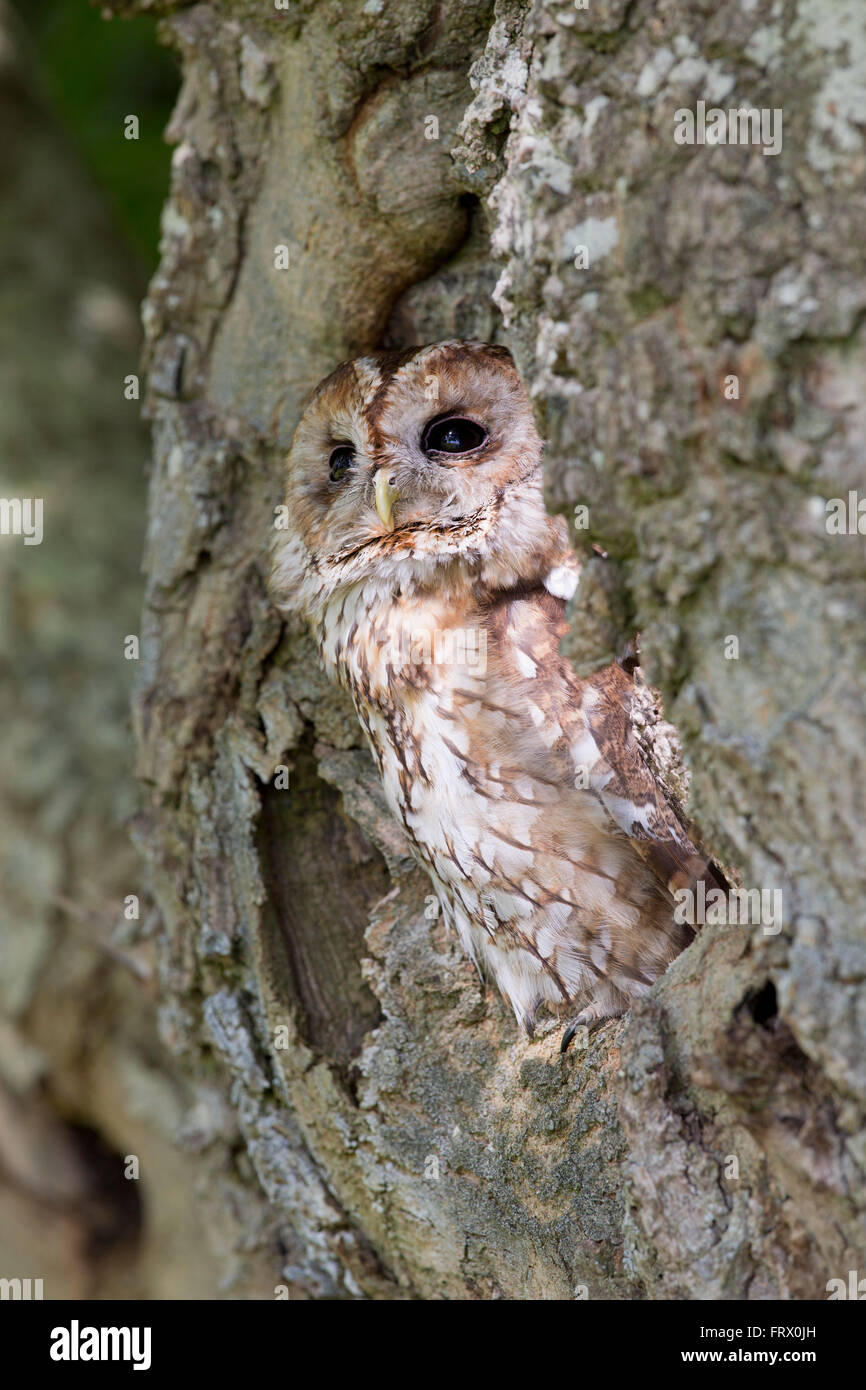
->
[561, 1005, 622, 1052]
[560, 1016, 590, 1053]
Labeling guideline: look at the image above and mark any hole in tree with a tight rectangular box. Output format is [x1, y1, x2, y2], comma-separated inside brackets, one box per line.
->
[747, 980, 778, 1029]
[257, 735, 386, 1085]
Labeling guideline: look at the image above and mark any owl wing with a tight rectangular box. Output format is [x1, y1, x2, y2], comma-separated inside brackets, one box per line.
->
[575, 658, 729, 902]
[488, 583, 726, 905]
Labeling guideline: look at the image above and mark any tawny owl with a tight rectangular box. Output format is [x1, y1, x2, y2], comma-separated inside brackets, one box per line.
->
[270, 341, 724, 1050]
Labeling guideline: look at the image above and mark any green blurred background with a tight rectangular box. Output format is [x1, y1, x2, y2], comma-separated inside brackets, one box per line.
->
[12, 0, 176, 266]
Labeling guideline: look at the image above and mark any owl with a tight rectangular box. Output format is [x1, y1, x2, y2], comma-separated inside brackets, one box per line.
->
[270, 341, 725, 1050]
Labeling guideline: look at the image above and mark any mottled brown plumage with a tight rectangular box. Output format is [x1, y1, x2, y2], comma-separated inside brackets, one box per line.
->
[270, 341, 722, 1045]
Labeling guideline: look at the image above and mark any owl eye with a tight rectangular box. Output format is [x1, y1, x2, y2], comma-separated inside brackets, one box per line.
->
[328, 445, 355, 482]
[422, 417, 488, 455]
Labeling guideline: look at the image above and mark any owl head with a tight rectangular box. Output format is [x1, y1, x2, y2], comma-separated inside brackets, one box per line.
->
[270, 340, 575, 622]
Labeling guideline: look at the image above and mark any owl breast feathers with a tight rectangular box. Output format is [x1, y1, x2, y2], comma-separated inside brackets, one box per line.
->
[270, 340, 724, 1047]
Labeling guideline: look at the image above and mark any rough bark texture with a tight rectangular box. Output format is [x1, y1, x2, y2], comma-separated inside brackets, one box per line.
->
[103, 0, 863, 1297]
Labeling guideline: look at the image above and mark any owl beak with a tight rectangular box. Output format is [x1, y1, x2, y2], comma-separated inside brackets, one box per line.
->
[373, 469, 399, 530]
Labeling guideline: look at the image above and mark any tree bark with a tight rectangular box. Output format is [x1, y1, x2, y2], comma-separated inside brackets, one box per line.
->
[115, 0, 864, 1298]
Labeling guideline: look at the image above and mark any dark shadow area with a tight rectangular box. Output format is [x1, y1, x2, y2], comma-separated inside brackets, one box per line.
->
[257, 736, 387, 1078]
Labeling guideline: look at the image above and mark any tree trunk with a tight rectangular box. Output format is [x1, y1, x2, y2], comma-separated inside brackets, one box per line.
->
[117, 0, 863, 1298]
